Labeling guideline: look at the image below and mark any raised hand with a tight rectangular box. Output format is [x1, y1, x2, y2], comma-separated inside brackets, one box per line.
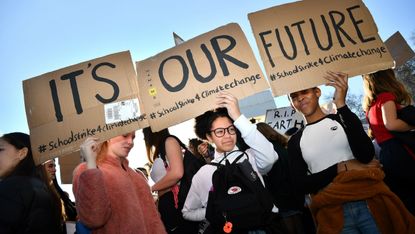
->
[324, 71, 349, 109]
[80, 137, 100, 169]
[197, 142, 210, 158]
[215, 91, 241, 121]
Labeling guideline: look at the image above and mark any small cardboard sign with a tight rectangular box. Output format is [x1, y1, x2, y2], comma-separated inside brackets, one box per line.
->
[137, 23, 270, 131]
[385, 31, 415, 68]
[59, 151, 82, 184]
[23, 51, 146, 165]
[265, 106, 305, 135]
[248, 0, 394, 96]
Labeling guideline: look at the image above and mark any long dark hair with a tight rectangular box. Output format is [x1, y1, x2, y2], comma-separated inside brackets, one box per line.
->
[3, 133, 63, 231]
[142, 127, 170, 163]
[1, 132, 36, 178]
[36, 164, 64, 225]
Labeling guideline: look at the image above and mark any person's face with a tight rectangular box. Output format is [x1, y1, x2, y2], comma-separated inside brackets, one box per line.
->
[107, 132, 135, 160]
[289, 88, 321, 118]
[207, 117, 237, 153]
[0, 138, 27, 179]
[44, 160, 56, 179]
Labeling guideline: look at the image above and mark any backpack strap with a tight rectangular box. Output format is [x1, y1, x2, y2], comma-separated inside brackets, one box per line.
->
[211, 150, 248, 166]
[230, 150, 248, 165]
[209, 162, 223, 168]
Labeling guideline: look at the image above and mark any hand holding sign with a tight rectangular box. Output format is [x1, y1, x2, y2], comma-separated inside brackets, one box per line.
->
[324, 71, 348, 109]
[137, 23, 269, 132]
[216, 91, 241, 121]
[248, 0, 394, 96]
[23, 51, 142, 165]
[80, 137, 100, 169]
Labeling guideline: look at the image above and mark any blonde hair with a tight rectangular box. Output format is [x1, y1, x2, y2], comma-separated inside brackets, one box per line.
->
[96, 141, 109, 165]
[362, 69, 412, 112]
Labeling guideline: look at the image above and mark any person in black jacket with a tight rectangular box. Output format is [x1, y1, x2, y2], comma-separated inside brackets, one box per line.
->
[0, 132, 61, 234]
[257, 122, 308, 234]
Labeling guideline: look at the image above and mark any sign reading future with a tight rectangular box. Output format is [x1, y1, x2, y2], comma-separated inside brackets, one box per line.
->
[249, 0, 394, 96]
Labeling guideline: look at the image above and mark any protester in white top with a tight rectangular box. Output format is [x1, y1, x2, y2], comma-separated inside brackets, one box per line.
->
[182, 91, 278, 221]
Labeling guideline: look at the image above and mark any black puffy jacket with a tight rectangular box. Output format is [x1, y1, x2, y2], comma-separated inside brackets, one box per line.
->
[0, 176, 61, 234]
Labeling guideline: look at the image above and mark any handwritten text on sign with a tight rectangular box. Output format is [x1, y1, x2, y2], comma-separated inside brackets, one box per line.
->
[265, 106, 305, 135]
[137, 23, 269, 132]
[23, 51, 144, 164]
[248, 0, 394, 96]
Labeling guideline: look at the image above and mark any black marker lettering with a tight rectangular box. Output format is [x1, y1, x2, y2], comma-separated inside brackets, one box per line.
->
[92, 62, 120, 103]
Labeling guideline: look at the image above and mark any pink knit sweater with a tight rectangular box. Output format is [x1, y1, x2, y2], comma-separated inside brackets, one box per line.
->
[73, 156, 166, 234]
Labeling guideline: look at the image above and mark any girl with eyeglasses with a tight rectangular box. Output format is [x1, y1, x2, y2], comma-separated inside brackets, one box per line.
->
[182, 91, 280, 233]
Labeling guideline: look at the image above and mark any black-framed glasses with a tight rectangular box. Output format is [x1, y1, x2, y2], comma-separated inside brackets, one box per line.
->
[210, 125, 236, 138]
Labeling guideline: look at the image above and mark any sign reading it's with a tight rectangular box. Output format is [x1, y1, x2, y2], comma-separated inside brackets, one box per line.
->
[24, 51, 145, 164]
[248, 0, 394, 96]
[137, 23, 269, 132]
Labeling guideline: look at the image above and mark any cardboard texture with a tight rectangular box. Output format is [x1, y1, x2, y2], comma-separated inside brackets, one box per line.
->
[24, 51, 146, 165]
[265, 106, 305, 135]
[385, 31, 415, 68]
[59, 151, 82, 184]
[248, 0, 394, 96]
[137, 23, 270, 132]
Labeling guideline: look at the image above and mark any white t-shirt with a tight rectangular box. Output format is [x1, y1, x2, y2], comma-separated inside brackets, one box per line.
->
[300, 118, 354, 174]
[150, 157, 166, 183]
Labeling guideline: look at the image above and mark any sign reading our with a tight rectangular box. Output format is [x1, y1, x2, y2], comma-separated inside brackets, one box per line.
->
[137, 23, 270, 132]
[265, 106, 305, 135]
[385, 31, 415, 68]
[248, 0, 394, 96]
[23, 51, 146, 165]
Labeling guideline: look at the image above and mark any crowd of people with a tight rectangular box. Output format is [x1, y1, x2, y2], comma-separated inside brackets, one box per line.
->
[1, 69, 415, 233]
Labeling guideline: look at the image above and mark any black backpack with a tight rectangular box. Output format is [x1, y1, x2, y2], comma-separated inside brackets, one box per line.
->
[159, 135, 206, 211]
[205, 150, 275, 233]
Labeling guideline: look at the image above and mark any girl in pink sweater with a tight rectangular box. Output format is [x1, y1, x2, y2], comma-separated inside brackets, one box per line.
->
[73, 132, 166, 234]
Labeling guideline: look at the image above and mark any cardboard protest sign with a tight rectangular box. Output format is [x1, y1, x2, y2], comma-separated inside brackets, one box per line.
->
[385, 31, 415, 68]
[59, 151, 82, 184]
[24, 51, 146, 165]
[137, 23, 270, 131]
[265, 106, 305, 135]
[248, 0, 394, 96]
